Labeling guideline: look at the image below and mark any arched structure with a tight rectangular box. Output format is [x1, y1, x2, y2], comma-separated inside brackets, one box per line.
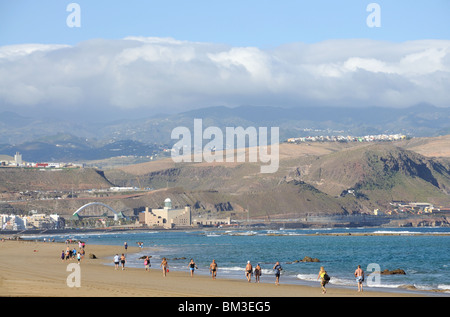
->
[73, 202, 120, 221]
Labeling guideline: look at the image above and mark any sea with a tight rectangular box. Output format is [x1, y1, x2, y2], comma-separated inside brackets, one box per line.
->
[23, 226, 450, 296]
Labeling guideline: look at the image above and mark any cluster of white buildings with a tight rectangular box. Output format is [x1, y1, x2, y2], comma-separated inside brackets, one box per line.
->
[1, 212, 64, 231]
[287, 134, 407, 143]
[0, 152, 83, 168]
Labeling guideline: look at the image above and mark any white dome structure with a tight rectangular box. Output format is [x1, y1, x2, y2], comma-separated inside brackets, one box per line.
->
[164, 198, 172, 209]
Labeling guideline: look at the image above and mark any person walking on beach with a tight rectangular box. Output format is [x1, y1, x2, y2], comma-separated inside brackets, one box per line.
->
[72, 248, 77, 260]
[160, 257, 169, 277]
[60, 250, 65, 262]
[273, 261, 282, 285]
[188, 258, 197, 277]
[317, 266, 329, 294]
[114, 254, 120, 270]
[124, 242, 128, 251]
[254, 263, 262, 283]
[144, 256, 151, 271]
[245, 261, 253, 282]
[209, 259, 218, 280]
[80, 248, 85, 260]
[354, 265, 364, 292]
[120, 253, 126, 270]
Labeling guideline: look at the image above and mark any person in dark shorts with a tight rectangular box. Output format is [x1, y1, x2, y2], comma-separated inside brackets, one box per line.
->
[188, 258, 197, 277]
[254, 263, 262, 283]
[273, 261, 282, 285]
[209, 259, 218, 280]
[245, 261, 253, 282]
[120, 253, 126, 270]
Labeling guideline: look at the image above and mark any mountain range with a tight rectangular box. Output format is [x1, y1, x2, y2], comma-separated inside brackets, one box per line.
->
[1, 103, 450, 162]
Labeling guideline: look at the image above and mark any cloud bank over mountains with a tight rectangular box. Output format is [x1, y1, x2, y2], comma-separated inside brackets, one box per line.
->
[1, 37, 449, 117]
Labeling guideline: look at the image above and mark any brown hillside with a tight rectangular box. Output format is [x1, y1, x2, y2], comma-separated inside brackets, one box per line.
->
[0, 168, 113, 192]
[402, 135, 450, 158]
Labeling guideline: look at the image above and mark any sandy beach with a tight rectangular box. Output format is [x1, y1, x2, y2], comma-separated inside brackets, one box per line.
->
[0, 239, 426, 298]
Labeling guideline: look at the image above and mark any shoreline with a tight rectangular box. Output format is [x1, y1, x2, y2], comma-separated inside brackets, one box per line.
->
[0, 239, 445, 297]
[2, 224, 450, 238]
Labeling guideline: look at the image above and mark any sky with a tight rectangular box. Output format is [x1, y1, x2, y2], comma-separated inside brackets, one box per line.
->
[0, 0, 450, 119]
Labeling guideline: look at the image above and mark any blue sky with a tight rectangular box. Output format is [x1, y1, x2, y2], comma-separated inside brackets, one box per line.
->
[1, 0, 449, 47]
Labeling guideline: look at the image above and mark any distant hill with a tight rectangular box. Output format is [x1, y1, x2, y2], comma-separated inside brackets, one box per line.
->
[103, 140, 450, 218]
[1, 103, 450, 162]
[402, 134, 450, 158]
[0, 133, 165, 163]
[0, 167, 113, 192]
[297, 144, 450, 207]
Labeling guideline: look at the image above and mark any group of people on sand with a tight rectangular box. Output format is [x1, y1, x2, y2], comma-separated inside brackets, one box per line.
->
[245, 261, 282, 285]
[158, 258, 216, 279]
[184, 259, 364, 293]
[60, 245, 85, 264]
[114, 241, 366, 293]
[113, 253, 127, 270]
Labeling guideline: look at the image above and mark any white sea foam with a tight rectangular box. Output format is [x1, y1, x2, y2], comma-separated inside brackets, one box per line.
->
[438, 284, 450, 291]
[373, 230, 419, 235]
[296, 273, 318, 282]
[220, 266, 245, 272]
[205, 233, 221, 237]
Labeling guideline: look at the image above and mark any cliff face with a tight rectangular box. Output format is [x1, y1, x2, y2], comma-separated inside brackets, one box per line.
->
[298, 144, 450, 208]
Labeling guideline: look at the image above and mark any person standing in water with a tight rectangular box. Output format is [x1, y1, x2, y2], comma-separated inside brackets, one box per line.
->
[354, 265, 364, 292]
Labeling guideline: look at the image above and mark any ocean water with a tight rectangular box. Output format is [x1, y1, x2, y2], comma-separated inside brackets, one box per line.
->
[25, 227, 450, 295]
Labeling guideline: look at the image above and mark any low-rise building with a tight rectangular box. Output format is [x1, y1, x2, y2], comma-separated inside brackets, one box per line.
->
[192, 216, 231, 227]
[139, 198, 191, 229]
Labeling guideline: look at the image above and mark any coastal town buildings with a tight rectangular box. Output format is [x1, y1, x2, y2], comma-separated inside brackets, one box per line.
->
[287, 134, 407, 144]
[0, 152, 83, 168]
[1, 212, 64, 230]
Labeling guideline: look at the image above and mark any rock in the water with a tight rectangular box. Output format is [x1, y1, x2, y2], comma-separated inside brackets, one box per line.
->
[381, 269, 406, 275]
[301, 256, 320, 262]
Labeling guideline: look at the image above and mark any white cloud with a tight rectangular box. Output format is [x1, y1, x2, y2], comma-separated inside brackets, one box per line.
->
[0, 38, 449, 115]
[0, 43, 70, 60]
